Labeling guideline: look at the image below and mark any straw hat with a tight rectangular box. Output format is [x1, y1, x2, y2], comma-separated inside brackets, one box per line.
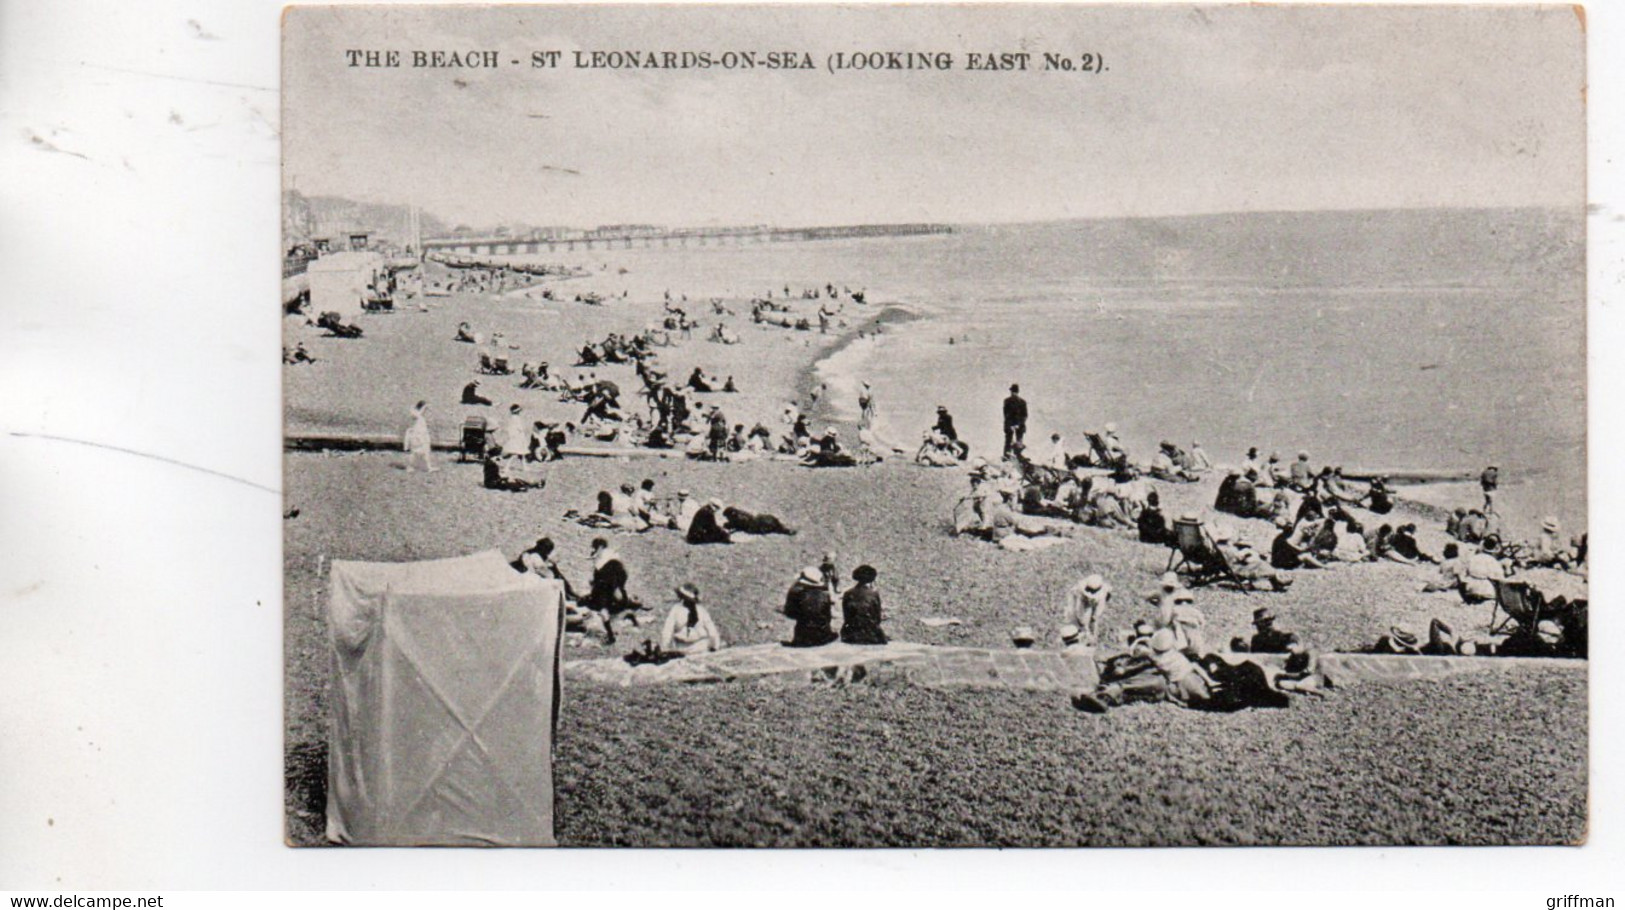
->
[674, 583, 700, 602]
[1173, 590, 1196, 605]
[1542, 516, 1561, 533]
[797, 566, 824, 586]
[1149, 628, 1179, 653]
[1084, 574, 1106, 592]
[1059, 624, 1081, 646]
[1010, 626, 1037, 648]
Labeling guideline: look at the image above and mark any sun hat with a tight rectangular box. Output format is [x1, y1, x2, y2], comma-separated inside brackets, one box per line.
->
[1059, 624, 1081, 646]
[1388, 627, 1420, 650]
[677, 489, 691, 497]
[1010, 626, 1037, 648]
[797, 566, 824, 586]
[1178, 512, 1199, 523]
[1253, 607, 1276, 626]
[510, 403, 522, 413]
[852, 564, 878, 584]
[1542, 516, 1561, 533]
[675, 583, 700, 601]
[1173, 591, 1196, 605]
[1084, 574, 1106, 592]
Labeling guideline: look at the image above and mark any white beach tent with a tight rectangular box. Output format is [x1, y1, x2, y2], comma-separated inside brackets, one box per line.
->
[307, 251, 382, 318]
[325, 550, 565, 846]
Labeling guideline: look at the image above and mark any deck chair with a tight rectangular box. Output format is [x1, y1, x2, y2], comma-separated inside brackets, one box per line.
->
[460, 416, 489, 463]
[1489, 579, 1542, 636]
[1165, 518, 1249, 593]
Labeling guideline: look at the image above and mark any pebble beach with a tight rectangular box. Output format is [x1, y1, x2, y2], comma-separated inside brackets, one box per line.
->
[283, 251, 1587, 847]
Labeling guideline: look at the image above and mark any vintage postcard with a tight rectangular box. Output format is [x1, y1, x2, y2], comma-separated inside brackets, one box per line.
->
[282, 4, 1586, 847]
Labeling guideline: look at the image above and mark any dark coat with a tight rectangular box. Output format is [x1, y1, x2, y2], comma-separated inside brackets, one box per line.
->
[584, 558, 631, 612]
[840, 584, 888, 645]
[1003, 394, 1028, 428]
[783, 582, 836, 647]
[685, 506, 732, 545]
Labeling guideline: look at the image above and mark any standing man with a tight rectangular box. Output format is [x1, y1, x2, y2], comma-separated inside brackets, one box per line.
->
[1002, 383, 1028, 459]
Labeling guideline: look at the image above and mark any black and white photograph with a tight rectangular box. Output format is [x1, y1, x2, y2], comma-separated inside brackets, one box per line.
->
[275, 3, 1591, 849]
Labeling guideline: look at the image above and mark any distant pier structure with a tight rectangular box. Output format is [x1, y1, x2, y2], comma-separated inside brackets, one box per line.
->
[420, 223, 953, 256]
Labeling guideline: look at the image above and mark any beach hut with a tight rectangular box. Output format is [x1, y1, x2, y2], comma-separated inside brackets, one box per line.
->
[307, 251, 383, 318]
[325, 550, 565, 846]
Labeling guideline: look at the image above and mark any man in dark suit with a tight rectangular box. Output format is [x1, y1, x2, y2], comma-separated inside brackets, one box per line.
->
[1002, 383, 1028, 459]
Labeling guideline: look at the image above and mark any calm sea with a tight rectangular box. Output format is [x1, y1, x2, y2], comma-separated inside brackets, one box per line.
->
[516, 207, 1586, 535]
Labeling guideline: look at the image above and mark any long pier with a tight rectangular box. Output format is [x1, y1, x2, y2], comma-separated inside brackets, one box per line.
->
[420, 222, 953, 256]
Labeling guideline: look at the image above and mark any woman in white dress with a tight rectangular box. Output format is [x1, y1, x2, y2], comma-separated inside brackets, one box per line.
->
[403, 400, 434, 473]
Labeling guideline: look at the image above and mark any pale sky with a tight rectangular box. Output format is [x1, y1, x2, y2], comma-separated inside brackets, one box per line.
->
[282, 4, 1585, 228]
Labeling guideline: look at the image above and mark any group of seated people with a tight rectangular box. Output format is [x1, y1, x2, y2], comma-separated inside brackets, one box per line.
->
[282, 342, 316, 364]
[510, 536, 642, 645]
[685, 367, 737, 394]
[1070, 578, 1321, 714]
[780, 560, 890, 648]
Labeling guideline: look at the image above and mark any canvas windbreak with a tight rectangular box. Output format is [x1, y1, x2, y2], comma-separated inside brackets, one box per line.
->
[325, 551, 564, 846]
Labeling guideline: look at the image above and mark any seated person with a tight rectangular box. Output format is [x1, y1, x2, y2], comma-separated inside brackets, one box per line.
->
[1230, 607, 1294, 653]
[1137, 490, 1172, 546]
[1271, 636, 1327, 694]
[1212, 526, 1293, 591]
[1330, 518, 1370, 563]
[608, 483, 649, 531]
[686, 367, 715, 393]
[722, 375, 738, 392]
[454, 322, 476, 343]
[1149, 442, 1198, 483]
[839, 565, 888, 645]
[804, 428, 858, 467]
[577, 342, 601, 366]
[461, 380, 492, 406]
[1529, 516, 1574, 569]
[1388, 523, 1434, 564]
[658, 584, 724, 656]
[1270, 525, 1324, 569]
[685, 499, 732, 544]
[482, 455, 543, 492]
[782, 566, 838, 648]
[1364, 476, 1395, 514]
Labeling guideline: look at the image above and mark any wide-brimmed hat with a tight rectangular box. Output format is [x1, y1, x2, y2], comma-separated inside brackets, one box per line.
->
[1059, 624, 1081, 645]
[675, 583, 700, 601]
[1084, 574, 1106, 592]
[1178, 512, 1199, 523]
[1173, 591, 1196, 604]
[677, 489, 691, 497]
[1010, 626, 1037, 647]
[1542, 516, 1561, 533]
[1388, 627, 1420, 650]
[852, 564, 878, 584]
[797, 566, 824, 586]
[509, 404, 523, 413]
[1253, 607, 1276, 626]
